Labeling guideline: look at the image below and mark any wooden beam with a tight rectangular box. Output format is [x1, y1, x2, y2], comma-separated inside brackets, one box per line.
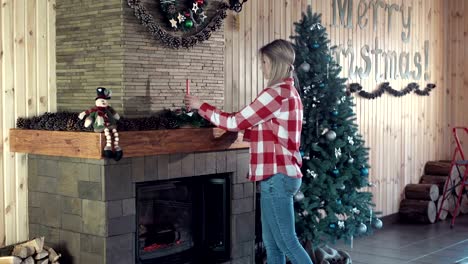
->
[10, 128, 249, 159]
[9, 129, 102, 159]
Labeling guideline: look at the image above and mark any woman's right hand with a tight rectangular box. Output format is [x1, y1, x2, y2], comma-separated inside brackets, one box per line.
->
[184, 94, 202, 110]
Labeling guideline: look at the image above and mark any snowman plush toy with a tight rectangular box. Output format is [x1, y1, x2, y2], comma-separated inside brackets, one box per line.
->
[79, 87, 123, 161]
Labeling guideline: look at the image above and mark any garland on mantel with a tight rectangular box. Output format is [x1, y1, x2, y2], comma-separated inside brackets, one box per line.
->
[16, 109, 213, 132]
[348, 82, 437, 99]
[127, 0, 230, 48]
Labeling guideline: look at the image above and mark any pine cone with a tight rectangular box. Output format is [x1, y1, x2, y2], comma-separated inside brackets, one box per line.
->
[16, 117, 26, 129]
[45, 119, 55, 130]
[160, 117, 179, 129]
[30, 116, 41, 130]
[140, 116, 159, 130]
[23, 119, 32, 129]
[118, 118, 140, 131]
[66, 118, 77, 131]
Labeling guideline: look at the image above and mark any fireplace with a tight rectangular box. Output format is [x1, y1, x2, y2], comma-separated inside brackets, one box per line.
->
[137, 174, 231, 263]
[27, 149, 256, 264]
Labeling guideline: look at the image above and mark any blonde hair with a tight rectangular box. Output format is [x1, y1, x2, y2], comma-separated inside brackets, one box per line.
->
[260, 39, 296, 86]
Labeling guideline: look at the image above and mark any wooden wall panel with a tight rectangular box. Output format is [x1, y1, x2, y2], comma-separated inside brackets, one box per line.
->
[0, 0, 56, 246]
[223, 0, 464, 216]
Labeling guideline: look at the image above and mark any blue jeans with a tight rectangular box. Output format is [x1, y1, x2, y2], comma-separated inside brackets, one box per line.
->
[260, 173, 313, 264]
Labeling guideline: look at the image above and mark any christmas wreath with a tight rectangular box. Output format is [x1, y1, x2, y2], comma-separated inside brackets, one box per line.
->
[159, 0, 208, 30]
[127, 0, 242, 48]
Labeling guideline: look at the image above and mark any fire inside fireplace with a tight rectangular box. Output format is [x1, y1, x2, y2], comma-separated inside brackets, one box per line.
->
[136, 174, 230, 264]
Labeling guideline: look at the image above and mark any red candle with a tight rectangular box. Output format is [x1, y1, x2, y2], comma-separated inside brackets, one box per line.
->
[186, 79, 190, 94]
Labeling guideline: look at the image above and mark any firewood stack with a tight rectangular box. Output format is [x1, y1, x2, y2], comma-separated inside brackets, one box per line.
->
[0, 237, 61, 264]
[399, 161, 452, 224]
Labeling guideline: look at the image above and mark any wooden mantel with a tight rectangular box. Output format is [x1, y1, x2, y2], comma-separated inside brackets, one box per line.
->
[9, 128, 250, 159]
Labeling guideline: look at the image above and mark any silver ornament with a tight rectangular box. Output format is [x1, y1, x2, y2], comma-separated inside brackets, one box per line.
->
[335, 148, 342, 158]
[326, 130, 337, 141]
[348, 157, 354, 164]
[373, 218, 383, 229]
[338, 220, 345, 229]
[358, 223, 367, 234]
[309, 23, 323, 31]
[294, 191, 305, 202]
[339, 184, 346, 190]
[300, 62, 311, 72]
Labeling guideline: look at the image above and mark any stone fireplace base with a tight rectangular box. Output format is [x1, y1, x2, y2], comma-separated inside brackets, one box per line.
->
[28, 149, 255, 264]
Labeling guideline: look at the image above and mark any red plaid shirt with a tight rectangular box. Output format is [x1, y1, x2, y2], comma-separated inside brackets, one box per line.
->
[198, 77, 303, 182]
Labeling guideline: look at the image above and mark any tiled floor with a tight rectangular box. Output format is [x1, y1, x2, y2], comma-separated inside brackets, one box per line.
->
[336, 215, 468, 264]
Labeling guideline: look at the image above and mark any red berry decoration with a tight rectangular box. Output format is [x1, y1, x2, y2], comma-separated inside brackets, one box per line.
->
[185, 12, 191, 17]
[196, 0, 204, 5]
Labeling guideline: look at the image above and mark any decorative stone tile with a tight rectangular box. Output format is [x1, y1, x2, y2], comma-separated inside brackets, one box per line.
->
[62, 196, 82, 216]
[194, 152, 208, 176]
[29, 146, 258, 264]
[89, 164, 103, 183]
[216, 151, 227, 173]
[234, 212, 255, 243]
[181, 153, 195, 177]
[38, 225, 60, 246]
[206, 152, 217, 175]
[243, 182, 254, 198]
[235, 152, 250, 184]
[105, 233, 134, 264]
[232, 240, 254, 259]
[168, 153, 182, 179]
[57, 162, 80, 197]
[157, 154, 170, 180]
[30, 175, 57, 193]
[80, 252, 103, 264]
[80, 234, 105, 256]
[59, 161, 89, 181]
[231, 256, 253, 264]
[82, 200, 106, 236]
[37, 159, 58, 177]
[107, 215, 136, 236]
[107, 200, 123, 219]
[29, 223, 39, 238]
[29, 207, 42, 225]
[144, 156, 157, 181]
[132, 157, 145, 182]
[103, 164, 133, 201]
[38, 193, 61, 228]
[28, 191, 40, 208]
[28, 157, 37, 178]
[233, 184, 244, 200]
[226, 150, 238, 172]
[232, 197, 254, 215]
[79, 181, 102, 200]
[59, 230, 81, 264]
[62, 213, 82, 233]
[122, 198, 136, 216]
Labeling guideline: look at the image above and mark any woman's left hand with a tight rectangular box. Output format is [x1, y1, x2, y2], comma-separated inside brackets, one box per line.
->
[184, 94, 203, 110]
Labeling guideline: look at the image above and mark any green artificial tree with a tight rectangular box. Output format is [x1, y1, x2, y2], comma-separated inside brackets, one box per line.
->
[291, 6, 381, 260]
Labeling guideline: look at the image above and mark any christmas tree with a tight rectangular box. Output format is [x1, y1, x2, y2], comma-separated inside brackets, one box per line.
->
[291, 7, 381, 250]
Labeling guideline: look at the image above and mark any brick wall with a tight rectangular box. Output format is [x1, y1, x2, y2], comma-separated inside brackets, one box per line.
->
[56, 0, 124, 113]
[122, 0, 225, 116]
[56, 0, 225, 116]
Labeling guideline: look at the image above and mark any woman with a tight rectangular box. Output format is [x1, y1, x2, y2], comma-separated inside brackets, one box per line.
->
[184, 39, 313, 264]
